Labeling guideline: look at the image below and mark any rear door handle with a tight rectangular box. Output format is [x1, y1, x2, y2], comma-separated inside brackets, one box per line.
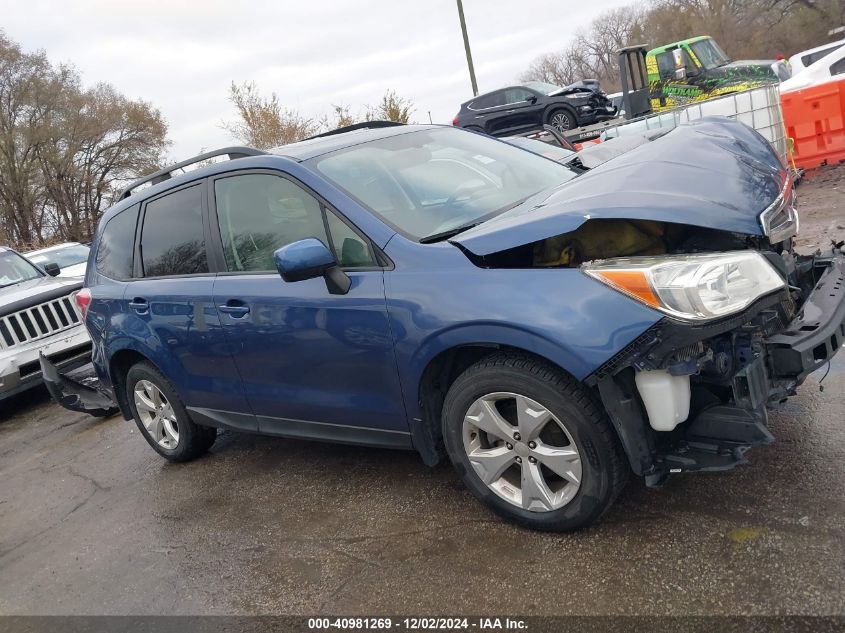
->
[128, 298, 149, 314]
[218, 301, 250, 318]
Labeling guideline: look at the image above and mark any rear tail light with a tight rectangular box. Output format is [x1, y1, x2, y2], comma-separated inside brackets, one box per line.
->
[75, 288, 92, 320]
[452, 115, 459, 126]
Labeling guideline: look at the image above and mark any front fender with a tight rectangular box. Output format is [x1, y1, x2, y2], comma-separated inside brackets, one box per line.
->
[384, 259, 662, 423]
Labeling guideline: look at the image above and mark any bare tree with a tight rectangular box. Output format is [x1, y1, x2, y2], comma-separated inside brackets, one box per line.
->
[36, 83, 168, 241]
[522, 0, 845, 92]
[0, 33, 63, 244]
[522, 6, 645, 92]
[223, 81, 320, 149]
[330, 104, 357, 128]
[521, 51, 581, 87]
[0, 32, 169, 247]
[368, 89, 414, 123]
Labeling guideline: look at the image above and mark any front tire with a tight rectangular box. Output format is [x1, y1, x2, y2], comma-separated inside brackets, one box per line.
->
[442, 353, 627, 531]
[547, 107, 577, 132]
[126, 361, 216, 462]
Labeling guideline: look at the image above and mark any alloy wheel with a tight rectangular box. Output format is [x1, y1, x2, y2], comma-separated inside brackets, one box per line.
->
[133, 379, 180, 449]
[462, 392, 582, 512]
[550, 111, 573, 131]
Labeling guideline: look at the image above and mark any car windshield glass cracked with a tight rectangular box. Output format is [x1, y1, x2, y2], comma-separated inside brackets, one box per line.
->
[313, 128, 577, 240]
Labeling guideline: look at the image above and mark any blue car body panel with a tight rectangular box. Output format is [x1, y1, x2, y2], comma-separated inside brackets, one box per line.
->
[78, 119, 783, 457]
[381, 240, 662, 425]
[211, 271, 407, 434]
[453, 118, 784, 255]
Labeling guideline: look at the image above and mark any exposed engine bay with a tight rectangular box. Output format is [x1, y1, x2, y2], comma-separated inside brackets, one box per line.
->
[472, 218, 761, 269]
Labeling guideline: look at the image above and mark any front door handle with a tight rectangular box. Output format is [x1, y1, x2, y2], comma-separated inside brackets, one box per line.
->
[218, 301, 250, 318]
[128, 298, 149, 314]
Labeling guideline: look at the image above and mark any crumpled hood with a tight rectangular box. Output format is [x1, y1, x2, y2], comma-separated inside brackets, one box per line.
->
[452, 117, 786, 256]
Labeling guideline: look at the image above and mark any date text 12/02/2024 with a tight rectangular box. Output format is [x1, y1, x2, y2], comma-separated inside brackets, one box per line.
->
[307, 618, 527, 630]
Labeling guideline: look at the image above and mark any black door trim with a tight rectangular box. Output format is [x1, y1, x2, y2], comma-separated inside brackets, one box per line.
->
[188, 406, 413, 450]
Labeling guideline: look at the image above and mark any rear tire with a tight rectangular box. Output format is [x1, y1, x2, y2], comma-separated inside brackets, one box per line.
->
[126, 361, 216, 462]
[442, 353, 627, 531]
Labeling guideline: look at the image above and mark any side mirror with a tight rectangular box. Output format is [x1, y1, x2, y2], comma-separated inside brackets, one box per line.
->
[273, 238, 351, 295]
[44, 262, 61, 277]
[526, 95, 538, 104]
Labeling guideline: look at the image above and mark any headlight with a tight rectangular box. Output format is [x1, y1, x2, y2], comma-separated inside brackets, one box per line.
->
[760, 177, 799, 243]
[582, 251, 785, 321]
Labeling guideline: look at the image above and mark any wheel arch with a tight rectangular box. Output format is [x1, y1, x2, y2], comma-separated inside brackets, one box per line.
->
[410, 332, 586, 467]
[108, 346, 157, 421]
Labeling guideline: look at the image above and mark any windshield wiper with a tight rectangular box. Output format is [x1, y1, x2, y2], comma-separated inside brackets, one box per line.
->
[419, 221, 485, 244]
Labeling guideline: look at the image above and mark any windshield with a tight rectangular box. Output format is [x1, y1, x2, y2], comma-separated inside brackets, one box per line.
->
[28, 244, 89, 269]
[0, 250, 43, 288]
[522, 81, 563, 95]
[312, 128, 577, 241]
[690, 38, 731, 70]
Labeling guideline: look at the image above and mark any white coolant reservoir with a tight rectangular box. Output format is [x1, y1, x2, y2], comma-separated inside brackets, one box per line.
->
[634, 370, 691, 432]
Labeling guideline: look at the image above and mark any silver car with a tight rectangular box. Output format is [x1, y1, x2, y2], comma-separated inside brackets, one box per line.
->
[25, 242, 90, 278]
[0, 247, 91, 399]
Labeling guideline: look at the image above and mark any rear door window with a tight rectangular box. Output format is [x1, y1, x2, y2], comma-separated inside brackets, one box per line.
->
[140, 185, 209, 277]
[96, 203, 139, 280]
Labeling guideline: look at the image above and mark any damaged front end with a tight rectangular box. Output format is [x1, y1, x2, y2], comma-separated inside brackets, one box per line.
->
[39, 353, 119, 417]
[467, 212, 843, 485]
[450, 117, 843, 485]
[586, 247, 845, 485]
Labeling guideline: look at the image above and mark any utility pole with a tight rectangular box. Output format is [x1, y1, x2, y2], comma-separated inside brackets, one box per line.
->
[456, 0, 478, 96]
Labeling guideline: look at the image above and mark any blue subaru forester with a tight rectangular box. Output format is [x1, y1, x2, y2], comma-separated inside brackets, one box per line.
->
[44, 119, 845, 531]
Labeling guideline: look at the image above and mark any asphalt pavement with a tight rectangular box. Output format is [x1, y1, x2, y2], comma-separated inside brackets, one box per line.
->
[0, 356, 843, 615]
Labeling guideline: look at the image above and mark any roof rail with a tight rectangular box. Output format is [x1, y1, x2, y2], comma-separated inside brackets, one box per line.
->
[305, 120, 405, 141]
[120, 146, 266, 199]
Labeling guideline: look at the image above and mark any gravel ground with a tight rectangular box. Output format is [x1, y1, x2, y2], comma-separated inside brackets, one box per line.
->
[0, 166, 843, 616]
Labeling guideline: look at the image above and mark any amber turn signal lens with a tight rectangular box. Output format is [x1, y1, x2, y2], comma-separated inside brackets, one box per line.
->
[592, 270, 661, 309]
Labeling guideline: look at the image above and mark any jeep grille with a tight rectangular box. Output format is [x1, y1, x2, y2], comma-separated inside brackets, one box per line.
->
[0, 295, 81, 350]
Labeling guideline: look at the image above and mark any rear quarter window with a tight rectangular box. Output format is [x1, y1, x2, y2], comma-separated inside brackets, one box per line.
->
[469, 92, 504, 110]
[95, 203, 140, 280]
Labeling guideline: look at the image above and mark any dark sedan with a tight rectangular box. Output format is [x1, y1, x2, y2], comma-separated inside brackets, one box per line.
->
[452, 81, 617, 136]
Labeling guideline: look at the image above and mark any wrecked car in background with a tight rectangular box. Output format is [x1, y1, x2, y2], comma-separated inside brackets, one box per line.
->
[0, 246, 91, 399]
[43, 119, 844, 531]
[453, 80, 617, 134]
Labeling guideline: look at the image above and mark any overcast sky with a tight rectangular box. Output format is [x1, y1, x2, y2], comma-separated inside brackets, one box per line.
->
[2, 0, 632, 159]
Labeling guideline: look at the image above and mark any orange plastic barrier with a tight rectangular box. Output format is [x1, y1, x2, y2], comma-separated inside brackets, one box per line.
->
[574, 138, 601, 151]
[781, 77, 845, 170]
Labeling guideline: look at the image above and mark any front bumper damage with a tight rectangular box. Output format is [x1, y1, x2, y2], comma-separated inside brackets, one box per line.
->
[589, 250, 845, 486]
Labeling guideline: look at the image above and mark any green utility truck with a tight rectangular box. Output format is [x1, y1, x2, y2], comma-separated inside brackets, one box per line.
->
[645, 36, 782, 110]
